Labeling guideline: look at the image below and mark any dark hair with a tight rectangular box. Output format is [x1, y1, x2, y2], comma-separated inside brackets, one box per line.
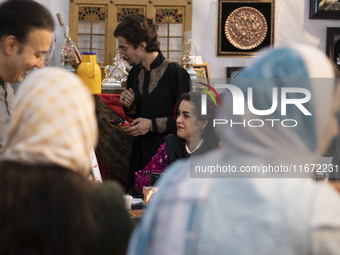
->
[114, 14, 160, 52]
[0, 0, 55, 44]
[177, 91, 220, 150]
[0, 162, 100, 255]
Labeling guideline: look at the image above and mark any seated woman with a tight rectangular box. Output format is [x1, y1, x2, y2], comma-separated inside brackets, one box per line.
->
[0, 68, 134, 255]
[134, 91, 219, 195]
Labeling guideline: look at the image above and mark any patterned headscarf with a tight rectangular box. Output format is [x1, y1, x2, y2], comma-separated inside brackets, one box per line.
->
[214, 43, 336, 176]
[1, 67, 98, 176]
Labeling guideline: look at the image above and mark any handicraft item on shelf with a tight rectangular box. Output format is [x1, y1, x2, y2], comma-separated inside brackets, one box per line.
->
[102, 51, 130, 88]
[217, 0, 274, 57]
[225, 6, 268, 50]
[192, 63, 211, 85]
[57, 13, 82, 72]
[181, 31, 198, 83]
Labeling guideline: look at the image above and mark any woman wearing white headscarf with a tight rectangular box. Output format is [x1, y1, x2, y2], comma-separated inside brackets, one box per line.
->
[1, 66, 97, 175]
[0, 67, 133, 255]
[127, 44, 340, 255]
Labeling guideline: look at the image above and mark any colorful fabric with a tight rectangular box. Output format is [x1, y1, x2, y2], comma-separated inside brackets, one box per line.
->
[98, 94, 132, 122]
[1, 67, 97, 176]
[134, 142, 168, 195]
[134, 134, 216, 195]
[94, 95, 132, 185]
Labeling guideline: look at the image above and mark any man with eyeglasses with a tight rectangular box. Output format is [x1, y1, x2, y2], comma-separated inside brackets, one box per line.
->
[0, 0, 55, 151]
[114, 14, 191, 194]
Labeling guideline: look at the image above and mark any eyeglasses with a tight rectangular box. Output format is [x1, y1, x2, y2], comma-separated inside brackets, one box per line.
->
[118, 45, 132, 53]
[44, 35, 56, 66]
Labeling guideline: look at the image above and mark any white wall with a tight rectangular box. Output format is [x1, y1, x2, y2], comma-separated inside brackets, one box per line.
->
[1, 0, 339, 79]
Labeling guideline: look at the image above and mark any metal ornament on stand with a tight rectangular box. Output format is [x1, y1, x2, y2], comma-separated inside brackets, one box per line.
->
[181, 31, 197, 84]
[102, 50, 130, 87]
[56, 13, 82, 72]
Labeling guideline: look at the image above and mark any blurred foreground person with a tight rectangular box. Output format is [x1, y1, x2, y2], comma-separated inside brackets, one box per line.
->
[127, 44, 340, 255]
[0, 68, 133, 255]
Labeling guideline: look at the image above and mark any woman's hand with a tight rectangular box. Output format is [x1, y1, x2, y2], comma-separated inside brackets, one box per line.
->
[120, 88, 135, 108]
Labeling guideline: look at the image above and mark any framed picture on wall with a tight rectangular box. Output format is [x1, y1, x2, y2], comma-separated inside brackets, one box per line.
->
[310, 0, 340, 19]
[326, 27, 340, 69]
[226, 66, 244, 82]
[193, 63, 211, 85]
[217, 0, 275, 57]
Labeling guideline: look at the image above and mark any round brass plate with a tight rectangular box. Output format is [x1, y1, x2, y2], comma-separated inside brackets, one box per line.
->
[225, 6, 268, 50]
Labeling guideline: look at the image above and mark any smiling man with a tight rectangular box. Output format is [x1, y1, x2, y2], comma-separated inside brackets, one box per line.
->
[0, 0, 55, 151]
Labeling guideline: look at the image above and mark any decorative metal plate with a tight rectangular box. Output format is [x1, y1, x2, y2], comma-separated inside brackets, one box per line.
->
[225, 6, 268, 50]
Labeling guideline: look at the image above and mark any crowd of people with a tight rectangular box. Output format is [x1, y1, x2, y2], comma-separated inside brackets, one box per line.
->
[0, 67, 134, 254]
[0, 0, 340, 254]
[127, 43, 340, 255]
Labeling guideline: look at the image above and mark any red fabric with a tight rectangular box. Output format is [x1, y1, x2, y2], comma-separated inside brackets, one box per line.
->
[98, 94, 133, 122]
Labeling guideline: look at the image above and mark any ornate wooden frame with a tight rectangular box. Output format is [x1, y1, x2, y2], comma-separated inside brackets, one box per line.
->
[193, 63, 211, 85]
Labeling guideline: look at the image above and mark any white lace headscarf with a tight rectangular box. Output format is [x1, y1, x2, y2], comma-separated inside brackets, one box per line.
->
[1, 67, 98, 176]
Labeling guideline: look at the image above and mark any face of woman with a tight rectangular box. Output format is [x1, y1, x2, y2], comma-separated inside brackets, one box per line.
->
[176, 100, 205, 144]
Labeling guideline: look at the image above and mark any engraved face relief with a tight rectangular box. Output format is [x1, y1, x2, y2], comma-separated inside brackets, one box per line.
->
[225, 6, 268, 50]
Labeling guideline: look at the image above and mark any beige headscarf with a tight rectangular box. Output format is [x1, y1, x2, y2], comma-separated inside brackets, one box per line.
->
[1, 67, 98, 176]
